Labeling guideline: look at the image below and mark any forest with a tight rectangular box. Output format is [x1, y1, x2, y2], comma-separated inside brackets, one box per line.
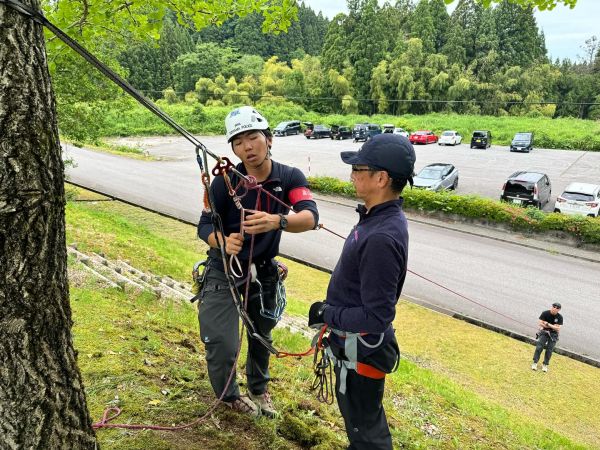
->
[47, 0, 600, 142]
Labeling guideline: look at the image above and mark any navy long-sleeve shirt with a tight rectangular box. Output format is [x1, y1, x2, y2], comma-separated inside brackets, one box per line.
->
[323, 199, 408, 354]
[198, 160, 319, 272]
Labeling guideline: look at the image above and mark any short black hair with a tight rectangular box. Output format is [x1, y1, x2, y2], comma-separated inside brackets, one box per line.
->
[390, 176, 408, 194]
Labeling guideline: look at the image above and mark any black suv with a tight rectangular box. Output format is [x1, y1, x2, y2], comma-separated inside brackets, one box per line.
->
[470, 130, 492, 149]
[500, 171, 552, 209]
[273, 120, 301, 136]
[331, 125, 352, 140]
[353, 123, 382, 142]
[510, 132, 534, 153]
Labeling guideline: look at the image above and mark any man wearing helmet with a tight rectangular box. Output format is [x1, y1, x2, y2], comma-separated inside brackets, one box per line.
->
[307, 134, 416, 449]
[197, 106, 319, 418]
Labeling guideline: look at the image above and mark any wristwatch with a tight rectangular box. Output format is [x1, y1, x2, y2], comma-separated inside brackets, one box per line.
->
[278, 213, 288, 231]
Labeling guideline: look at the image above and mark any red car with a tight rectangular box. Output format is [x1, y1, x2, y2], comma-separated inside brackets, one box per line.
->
[409, 130, 438, 145]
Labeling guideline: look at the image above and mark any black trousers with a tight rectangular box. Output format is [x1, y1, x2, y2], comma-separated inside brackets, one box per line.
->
[334, 365, 392, 450]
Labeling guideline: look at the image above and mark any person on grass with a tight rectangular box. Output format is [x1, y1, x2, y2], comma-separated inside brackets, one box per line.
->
[532, 302, 563, 372]
[196, 106, 318, 418]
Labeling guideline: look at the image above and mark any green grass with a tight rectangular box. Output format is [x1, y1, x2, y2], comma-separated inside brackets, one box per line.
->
[66, 187, 599, 449]
[94, 100, 600, 151]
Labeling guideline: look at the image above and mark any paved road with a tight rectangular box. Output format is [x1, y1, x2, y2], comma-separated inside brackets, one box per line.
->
[107, 135, 600, 212]
[65, 144, 600, 360]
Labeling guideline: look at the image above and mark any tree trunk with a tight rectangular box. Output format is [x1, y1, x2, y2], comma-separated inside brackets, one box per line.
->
[0, 1, 96, 448]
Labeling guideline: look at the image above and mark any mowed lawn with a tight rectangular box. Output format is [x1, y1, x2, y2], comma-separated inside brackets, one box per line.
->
[66, 187, 599, 449]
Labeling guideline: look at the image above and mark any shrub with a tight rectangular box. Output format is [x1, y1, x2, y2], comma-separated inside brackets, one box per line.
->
[162, 87, 178, 104]
[308, 176, 600, 245]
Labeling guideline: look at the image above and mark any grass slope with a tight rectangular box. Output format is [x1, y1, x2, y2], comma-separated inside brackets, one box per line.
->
[66, 187, 599, 449]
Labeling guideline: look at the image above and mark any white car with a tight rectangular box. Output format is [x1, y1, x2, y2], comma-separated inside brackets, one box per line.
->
[554, 182, 600, 217]
[393, 127, 409, 137]
[438, 130, 462, 146]
[413, 163, 459, 191]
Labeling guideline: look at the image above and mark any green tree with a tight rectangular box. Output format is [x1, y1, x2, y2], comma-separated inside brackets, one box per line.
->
[346, 0, 387, 113]
[171, 43, 239, 93]
[442, 22, 467, 66]
[370, 60, 391, 113]
[1, 1, 296, 447]
[411, 0, 436, 54]
[321, 13, 348, 72]
[229, 54, 265, 81]
[495, 0, 545, 68]
[428, 0, 451, 53]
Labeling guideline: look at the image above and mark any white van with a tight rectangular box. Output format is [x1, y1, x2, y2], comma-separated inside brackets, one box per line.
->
[554, 182, 600, 217]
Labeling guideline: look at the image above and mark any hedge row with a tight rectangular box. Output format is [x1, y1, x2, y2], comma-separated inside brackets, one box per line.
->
[307, 176, 600, 245]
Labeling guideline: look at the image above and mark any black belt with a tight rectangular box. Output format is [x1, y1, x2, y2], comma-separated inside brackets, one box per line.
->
[207, 256, 273, 274]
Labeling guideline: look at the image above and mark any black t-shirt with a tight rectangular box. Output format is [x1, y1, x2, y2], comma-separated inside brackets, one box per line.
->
[539, 310, 563, 330]
[198, 160, 318, 271]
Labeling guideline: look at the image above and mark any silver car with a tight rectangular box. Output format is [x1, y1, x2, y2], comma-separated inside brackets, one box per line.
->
[413, 163, 459, 191]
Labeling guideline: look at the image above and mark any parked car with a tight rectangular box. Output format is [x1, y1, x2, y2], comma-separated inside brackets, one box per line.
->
[310, 124, 331, 139]
[273, 120, 301, 136]
[393, 127, 409, 137]
[303, 122, 314, 139]
[438, 130, 462, 146]
[409, 130, 438, 145]
[500, 171, 551, 209]
[510, 132, 535, 153]
[382, 124, 395, 133]
[413, 163, 459, 191]
[470, 130, 492, 149]
[353, 123, 382, 142]
[554, 182, 600, 217]
[330, 125, 352, 140]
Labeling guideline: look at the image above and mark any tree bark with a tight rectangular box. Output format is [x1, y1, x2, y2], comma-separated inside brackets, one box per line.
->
[0, 1, 96, 448]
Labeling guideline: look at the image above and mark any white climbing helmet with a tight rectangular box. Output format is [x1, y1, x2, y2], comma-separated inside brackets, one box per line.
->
[225, 106, 269, 142]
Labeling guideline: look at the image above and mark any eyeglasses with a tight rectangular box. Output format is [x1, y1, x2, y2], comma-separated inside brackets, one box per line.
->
[351, 165, 377, 172]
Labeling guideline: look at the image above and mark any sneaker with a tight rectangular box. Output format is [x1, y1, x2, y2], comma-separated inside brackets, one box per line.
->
[224, 395, 260, 418]
[531, 363, 538, 371]
[542, 365, 549, 372]
[249, 391, 279, 419]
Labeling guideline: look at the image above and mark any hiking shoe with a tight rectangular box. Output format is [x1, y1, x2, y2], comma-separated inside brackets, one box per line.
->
[531, 363, 538, 371]
[542, 365, 549, 373]
[224, 395, 260, 418]
[249, 391, 279, 419]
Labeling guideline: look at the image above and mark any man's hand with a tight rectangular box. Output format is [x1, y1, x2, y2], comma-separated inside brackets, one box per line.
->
[225, 233, 244, 255]
[308, 301, 328, 329]
[243, 210, 279, 235]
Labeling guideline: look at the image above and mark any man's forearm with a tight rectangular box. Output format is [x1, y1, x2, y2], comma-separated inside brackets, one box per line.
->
[206, 230, 225, 249]
[285, 210, 317, 232]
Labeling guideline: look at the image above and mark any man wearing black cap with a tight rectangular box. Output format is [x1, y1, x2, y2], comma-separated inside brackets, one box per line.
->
[308, 133, 416, 449]
[532, 302, 563, 372]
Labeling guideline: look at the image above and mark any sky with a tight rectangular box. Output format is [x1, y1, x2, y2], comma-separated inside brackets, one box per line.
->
[301, 0, 599, 62]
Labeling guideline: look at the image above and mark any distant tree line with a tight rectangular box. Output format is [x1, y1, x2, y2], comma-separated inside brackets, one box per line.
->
[51, 0, 600, 121]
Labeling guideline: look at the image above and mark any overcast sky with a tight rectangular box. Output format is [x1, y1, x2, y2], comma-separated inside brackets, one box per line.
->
[302, 0, 598, 62]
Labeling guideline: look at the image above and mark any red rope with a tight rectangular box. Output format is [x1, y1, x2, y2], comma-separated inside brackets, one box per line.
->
[407, 269, 536, 330]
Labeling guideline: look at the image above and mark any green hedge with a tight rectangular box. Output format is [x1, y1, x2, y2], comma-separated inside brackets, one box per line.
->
[308, 176, 600, 245]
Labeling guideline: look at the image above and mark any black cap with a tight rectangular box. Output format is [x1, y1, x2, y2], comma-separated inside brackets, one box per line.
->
[552, 302, 562, 309]
[340, 134, 416, 180]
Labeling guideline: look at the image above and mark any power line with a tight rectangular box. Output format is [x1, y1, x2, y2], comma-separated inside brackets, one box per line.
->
[138, 89, 600, 106]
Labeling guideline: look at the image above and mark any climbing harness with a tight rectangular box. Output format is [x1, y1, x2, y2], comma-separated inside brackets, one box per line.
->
[309, 325, 399, 402]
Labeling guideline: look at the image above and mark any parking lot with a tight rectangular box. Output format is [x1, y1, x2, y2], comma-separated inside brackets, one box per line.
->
[109, 134, 600, 212]
[272, 135, 600, 212]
